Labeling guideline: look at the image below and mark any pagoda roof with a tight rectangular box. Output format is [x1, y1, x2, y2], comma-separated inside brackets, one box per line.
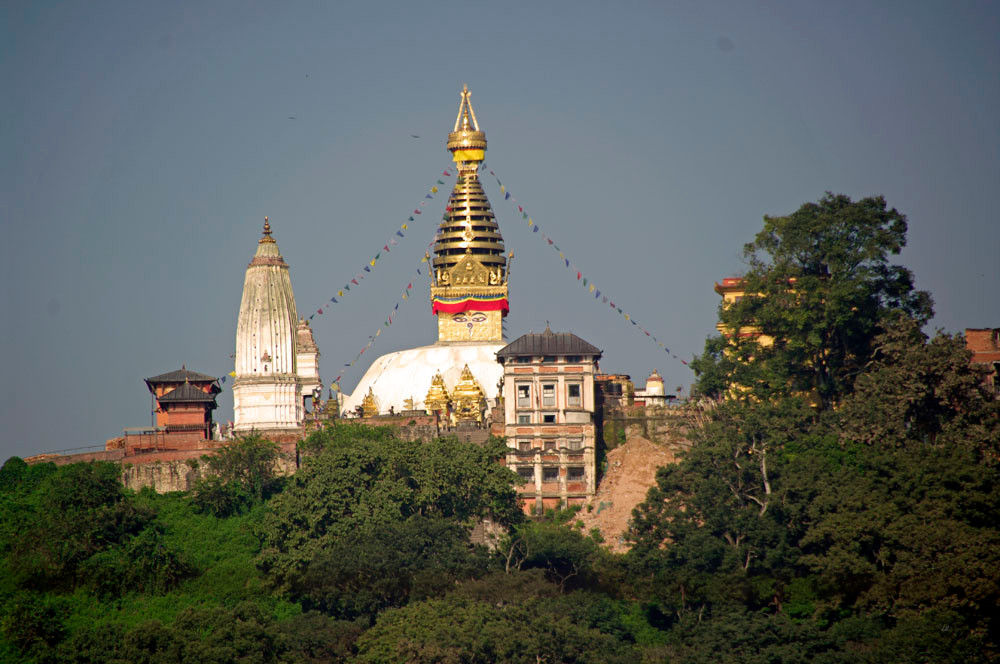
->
[497, 327, 602, 359]
[157, 382, 218, 404]
[146, 367, 219, 384]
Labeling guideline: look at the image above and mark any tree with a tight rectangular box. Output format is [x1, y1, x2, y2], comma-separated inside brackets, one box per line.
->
[693, 193, 932, 408]
[501, 509, 607, 592]
[354, 595, 640, 664]
[199, 434, 285, 504]
[838, 314, 1000, 456]
[256, 424, 521, 594]
[289, 515, 491, 621]
[626, 399, 818, 619]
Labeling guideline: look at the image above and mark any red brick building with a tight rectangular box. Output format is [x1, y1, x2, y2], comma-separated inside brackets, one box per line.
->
[965, 328, 1000, 399]
[140, 366, 221, 445]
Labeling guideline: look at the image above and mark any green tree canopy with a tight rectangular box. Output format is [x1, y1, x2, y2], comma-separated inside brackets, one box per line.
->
[256, 424, 521, 594]
[693, 193, 933, 407]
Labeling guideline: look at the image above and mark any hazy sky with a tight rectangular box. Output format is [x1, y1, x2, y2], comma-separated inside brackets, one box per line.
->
[3, 1, 998, 460]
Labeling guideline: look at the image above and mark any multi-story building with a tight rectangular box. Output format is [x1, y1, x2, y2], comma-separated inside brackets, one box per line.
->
[496, 327, 601, 512]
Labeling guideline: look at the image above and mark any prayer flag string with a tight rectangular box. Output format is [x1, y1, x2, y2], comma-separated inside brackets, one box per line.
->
[307, 169, 454, 321]
[331, 240, 435, 389]
[485, 167, 690, 369]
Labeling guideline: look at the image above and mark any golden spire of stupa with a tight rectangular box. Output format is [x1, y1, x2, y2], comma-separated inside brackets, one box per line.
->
[431, 86, 509, 343]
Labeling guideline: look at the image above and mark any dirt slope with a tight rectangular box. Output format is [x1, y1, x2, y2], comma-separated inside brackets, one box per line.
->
[578, 436, 677, 552]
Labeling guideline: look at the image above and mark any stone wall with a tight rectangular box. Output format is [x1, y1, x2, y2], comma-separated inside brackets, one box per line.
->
[120, 443, 299, 492]
[600, 404, 707, 455]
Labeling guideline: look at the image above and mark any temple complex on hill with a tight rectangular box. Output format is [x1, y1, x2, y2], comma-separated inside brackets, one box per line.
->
[26, 87, 698, 505]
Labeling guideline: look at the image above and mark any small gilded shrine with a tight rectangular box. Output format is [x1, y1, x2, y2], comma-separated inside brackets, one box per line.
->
[430, 85, 510, 344]
[451, 364, 486, 423]
[424, 372, 451, 417]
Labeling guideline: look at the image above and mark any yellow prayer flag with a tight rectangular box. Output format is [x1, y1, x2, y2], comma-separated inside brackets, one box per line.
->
[500, 185, 506, 194]
[376, 329, 381, 336]
[589, 284, 595, 293]
[370, 259, 376, 266]
[228, 371, 236, 377]
[430, 186, 438, 193]
[624, 314, 631, 321]
[528, 218, 533, 226]
[402, 223, 408, 230]
[338, 290, 343, 297]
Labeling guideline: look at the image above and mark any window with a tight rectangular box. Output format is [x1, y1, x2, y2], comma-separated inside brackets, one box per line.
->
[567, 383, 581, 406]
[543, 356, 557, 363]
[516, 356, 532, 364]
[567, 466, 585, 481]
[517, 467, 535, 481]
[542, 467, 559, 482]
[566, 355, 581, 363]
[518, 439, 532, 452]
[542, 413, 556, 423]
[517, 414, 531, 424]
[543, 439, 557, 451]
[542, 383, 556, 407]
[568, 439, 583, 451]
[516, 384, 531, 408]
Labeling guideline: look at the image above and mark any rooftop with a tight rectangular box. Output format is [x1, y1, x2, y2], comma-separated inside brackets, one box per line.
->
[497, 326, 601, 359]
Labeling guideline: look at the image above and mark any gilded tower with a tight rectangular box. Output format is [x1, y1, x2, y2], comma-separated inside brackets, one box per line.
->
[431, 85, 510, 343]
[341, 87, 508, 418]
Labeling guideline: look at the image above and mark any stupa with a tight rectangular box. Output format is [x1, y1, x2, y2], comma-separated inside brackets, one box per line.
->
[342, 86, 509, 417]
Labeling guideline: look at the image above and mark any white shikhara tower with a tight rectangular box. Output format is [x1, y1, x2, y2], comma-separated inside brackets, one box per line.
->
[233, 218, 307, 432]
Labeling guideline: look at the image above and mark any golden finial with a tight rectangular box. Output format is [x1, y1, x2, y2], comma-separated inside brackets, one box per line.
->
[260, 216, 276, 244]
[447, 85, 486, 173]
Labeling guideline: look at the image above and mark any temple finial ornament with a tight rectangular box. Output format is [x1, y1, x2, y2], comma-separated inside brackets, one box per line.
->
[260, 216, 276, 244]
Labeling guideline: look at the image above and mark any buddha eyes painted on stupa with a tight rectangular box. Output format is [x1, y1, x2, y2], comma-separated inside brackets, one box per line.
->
[452, 311, 488, 324]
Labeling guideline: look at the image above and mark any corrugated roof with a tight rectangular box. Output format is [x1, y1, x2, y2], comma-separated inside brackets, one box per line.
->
[146, 367, 219, 384]
[157, 382, 218, 404]
[497, 328, 601, 358]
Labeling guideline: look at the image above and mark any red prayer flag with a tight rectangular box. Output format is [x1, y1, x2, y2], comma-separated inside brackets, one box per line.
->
[577, 272, 582, 280]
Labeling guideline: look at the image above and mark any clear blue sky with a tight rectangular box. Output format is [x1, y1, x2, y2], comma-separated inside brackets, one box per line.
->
[3, 1, 998, 459]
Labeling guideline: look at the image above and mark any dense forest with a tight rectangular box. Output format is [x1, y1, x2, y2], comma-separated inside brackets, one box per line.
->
[2, 194, 998, 663]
